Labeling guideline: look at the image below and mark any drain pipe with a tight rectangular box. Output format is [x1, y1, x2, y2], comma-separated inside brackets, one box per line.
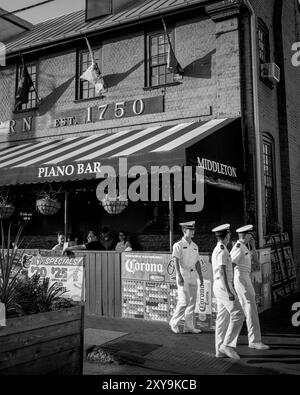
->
[243, 0, 264, 248]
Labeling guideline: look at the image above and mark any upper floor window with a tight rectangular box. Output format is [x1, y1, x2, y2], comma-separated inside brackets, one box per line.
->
[257, 19, 270, 64]
[146, 30, 175, 87]
[77, 47, 101, 100]
[15, 62, 38, 111]
[263, 135, 277, 234]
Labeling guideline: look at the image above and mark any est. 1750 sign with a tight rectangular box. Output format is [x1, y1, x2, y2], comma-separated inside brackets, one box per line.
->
[54, 96, 164, 128]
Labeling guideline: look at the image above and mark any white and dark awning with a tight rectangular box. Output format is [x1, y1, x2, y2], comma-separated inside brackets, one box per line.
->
[0, 118, 243, 186]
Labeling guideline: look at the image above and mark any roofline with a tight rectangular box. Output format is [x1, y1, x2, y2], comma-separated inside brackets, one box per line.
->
[0, 8, 33, 31]
[5, 1, 208, 58]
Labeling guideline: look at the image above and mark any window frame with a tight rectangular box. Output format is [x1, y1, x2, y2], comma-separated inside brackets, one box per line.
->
[257, 18, 270, 65]
[14, 61, 39, 113]
[76, 45, 102, 101]
[262, 134, 278, 234]
[145, 27, 176, 88]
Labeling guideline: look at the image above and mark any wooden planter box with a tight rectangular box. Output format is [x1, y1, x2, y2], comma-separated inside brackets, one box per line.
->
[0, 305, 84, 375]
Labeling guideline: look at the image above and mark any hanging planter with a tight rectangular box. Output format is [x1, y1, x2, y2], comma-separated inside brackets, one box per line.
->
[0, 203, 15, 219]
[36, 186, 62, 216]
[36, 197, 61, 215]
[101, 195, 128, 215]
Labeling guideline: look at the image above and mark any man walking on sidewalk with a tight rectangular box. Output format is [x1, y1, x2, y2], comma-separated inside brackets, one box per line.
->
[212, 224, 244, 360]
[169, 221, 204, 334]
[231, 225, 269, 350]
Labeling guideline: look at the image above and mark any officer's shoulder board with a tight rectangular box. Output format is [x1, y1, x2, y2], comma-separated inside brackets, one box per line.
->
[178, 240, 187, 249]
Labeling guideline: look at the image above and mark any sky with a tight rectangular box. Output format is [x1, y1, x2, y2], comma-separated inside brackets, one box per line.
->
[0, 0, 85, 24]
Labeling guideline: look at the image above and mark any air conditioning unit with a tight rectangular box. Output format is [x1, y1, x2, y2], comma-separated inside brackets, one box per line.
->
[261, 63, 280, 84]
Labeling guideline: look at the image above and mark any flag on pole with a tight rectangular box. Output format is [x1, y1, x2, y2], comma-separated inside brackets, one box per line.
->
[80, 36, 107, 95]
[14, 57, 34, 110]
[161, 17, 184, 76]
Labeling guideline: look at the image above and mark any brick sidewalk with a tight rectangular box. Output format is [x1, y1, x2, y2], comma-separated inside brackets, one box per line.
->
[83, 293, 300, 375]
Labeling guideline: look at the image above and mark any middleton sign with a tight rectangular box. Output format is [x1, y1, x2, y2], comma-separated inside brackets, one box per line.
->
[197, 157, 237, 178]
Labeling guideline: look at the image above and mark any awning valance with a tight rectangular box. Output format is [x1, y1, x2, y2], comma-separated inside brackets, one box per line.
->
[0, 117, 243, 186]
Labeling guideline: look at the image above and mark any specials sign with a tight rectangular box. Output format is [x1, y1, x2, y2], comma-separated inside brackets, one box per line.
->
[28, 254, 85, 302]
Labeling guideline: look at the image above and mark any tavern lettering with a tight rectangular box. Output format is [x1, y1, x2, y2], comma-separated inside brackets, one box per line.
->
[9, 117, 33, 133]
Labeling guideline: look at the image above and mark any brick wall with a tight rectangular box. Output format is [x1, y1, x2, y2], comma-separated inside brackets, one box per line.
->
[281, 0, 300, 274]
[0, 13, 242, 145]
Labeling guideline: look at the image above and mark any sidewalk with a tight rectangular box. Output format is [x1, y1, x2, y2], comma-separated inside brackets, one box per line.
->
[83, 292, 300, 375]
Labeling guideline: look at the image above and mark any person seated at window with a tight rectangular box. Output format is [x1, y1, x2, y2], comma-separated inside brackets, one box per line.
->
[67, 233, 79, 247]
[62, 230, 104, 255]
[99, 227, 116, 251]
[115, 231, 133, 252]
[52, 233, 65, 251]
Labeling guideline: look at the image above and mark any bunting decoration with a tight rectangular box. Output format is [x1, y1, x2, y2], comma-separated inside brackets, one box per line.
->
[80, 36, 107, 95]
[15, 56, 34, 110]
[161, 17, 184, 78]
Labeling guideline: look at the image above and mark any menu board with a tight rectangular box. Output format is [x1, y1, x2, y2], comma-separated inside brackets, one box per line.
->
[121, 252, 215, 328]
[122, 252, 177, 321]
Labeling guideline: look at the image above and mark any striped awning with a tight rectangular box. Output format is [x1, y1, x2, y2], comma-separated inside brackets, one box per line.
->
[0, 118, 239, 186]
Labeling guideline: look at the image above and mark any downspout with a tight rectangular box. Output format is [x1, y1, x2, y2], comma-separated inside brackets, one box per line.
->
[243, 0, 264, 248]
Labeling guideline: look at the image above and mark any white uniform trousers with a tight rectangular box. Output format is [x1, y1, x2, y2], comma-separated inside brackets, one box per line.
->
[234, 271, 262, 344]
[170, 270, 197, 330]
[213, 280, 245, 353]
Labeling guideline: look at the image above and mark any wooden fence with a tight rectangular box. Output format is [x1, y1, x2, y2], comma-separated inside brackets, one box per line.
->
[83, 251, 122, 317]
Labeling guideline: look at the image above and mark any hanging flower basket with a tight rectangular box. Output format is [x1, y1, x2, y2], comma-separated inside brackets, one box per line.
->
[0, 203, 15, 219]
[36, 198, 61, 216]
[101, 195, 128, 215]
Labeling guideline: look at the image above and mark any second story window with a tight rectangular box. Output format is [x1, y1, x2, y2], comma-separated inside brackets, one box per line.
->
[146, 30, 174, 87]
[257, 19, 270, 64]
[15, 62, 38, 111]
[78, 47, 101, 100]
[263, 135, 277, 234]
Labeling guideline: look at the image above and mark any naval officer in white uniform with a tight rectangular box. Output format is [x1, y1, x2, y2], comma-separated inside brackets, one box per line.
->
[212, 224, 244, 359]
[231, 225, 269, 350]
[169, 221, 204, 334]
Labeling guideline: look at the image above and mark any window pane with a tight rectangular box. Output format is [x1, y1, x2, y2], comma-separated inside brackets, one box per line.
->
[158, 35, 165, 45]
[263, 140, 277, 232]
[166, 73, 173, 84]
[16, 62, 38, 111]
[148, 31, 174, 87]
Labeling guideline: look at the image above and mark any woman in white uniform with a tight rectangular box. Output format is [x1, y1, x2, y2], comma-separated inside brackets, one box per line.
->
[230, 225, 269, 350]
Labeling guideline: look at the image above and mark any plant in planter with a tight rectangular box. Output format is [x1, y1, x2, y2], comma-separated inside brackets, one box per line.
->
[13, 274, 76, 316]
[0, 222, 84, 375]
[0, 221, 25, 317]
[0, 188, 15, 220]
[36, 186, 62, 215]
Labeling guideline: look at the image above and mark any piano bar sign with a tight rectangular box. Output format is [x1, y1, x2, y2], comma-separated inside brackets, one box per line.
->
[197, 157, 237, 178]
